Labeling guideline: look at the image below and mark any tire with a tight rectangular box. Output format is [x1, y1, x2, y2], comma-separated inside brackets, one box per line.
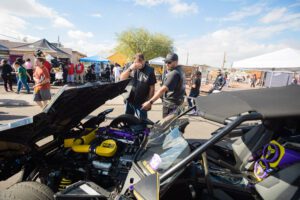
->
[0, 190, 21, 200]
[6, 181, 54, 200]
[110, 114, 142, 129]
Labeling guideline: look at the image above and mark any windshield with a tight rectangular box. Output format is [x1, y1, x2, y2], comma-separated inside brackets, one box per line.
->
[137, 127, 190, 174]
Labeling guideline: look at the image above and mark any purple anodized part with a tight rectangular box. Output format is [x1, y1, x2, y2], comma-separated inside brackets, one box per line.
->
[98, 127, 135, 140]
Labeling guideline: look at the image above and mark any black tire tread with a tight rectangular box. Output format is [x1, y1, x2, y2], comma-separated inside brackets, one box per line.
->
[110, 114, 141, 128]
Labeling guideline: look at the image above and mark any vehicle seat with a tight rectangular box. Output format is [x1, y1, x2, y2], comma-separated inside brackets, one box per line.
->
[255, 163, 300, 200]
[208, 124, 274, 172]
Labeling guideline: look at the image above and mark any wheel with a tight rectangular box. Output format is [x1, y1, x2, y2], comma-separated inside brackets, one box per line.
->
[110, 114, 142, 129]
[5, 181, 54, 200]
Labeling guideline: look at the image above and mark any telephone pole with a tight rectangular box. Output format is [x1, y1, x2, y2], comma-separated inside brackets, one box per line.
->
[221, 52, 226, 69]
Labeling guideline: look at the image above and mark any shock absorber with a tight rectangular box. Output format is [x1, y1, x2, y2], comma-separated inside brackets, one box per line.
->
[58, 177, 72, 191]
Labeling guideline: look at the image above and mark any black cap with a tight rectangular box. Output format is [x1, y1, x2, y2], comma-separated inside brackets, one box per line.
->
[15, 57, 25, 65]
[165, 53, 178, 63]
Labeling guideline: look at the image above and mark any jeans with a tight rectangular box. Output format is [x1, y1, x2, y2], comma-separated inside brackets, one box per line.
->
[188, 91, 199, 109]
[67, 74, 74, 83]
[17, 77, 30, 93]
[125, 101, 147, 120]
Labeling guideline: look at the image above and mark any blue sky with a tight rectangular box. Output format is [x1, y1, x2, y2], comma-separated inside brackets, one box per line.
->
[0, 0, 299, 67]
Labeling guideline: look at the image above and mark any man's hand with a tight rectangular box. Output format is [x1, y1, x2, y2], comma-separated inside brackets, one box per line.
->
[130, 62, 143, 71]
[141, 101, 152, 111]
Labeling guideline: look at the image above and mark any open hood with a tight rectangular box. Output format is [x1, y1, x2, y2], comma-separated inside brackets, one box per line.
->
[0, 80, 130, 145]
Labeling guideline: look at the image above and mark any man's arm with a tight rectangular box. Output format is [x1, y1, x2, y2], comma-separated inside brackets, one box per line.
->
[120, 67, 131, 80]
[141, 86, 168, 110]
[148, 85, 155, 100]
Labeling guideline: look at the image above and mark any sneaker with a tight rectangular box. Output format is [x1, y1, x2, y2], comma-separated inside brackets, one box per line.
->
[188, 110, 199, 116]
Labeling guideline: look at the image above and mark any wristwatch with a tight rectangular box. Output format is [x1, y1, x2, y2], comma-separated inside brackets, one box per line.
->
[128, 68, 133, 72]
[149, 100, 154, 105]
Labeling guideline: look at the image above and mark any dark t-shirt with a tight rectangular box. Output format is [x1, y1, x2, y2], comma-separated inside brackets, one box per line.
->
[128, 64, 157, 105]
[163, 65, 186, 105]
[1, 64, 13, 76]
[190, 77, 201, 94]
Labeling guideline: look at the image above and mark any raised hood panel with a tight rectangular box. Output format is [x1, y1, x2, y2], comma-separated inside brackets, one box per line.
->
[0, 80, 130, 145]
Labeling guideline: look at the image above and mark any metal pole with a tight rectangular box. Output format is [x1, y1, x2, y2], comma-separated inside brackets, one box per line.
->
[160, 113, 262, 182]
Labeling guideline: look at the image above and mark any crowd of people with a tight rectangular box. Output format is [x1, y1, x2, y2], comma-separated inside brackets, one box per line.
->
[0, 50, 226, 118]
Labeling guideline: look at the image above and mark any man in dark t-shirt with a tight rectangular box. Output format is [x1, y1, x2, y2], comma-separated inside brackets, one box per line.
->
[188, 71, 201, 113]
[120, 53, 156, 120]
[142, 53, 186, 118]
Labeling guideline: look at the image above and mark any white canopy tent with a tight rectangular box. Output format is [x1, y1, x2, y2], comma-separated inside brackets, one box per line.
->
[232, 48, 300, 71]
[232, 48, 300, 87]
[148, 57, 165, 65]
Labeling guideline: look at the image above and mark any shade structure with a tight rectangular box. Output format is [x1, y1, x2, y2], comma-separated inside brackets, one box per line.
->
[107, 52, 128, 66]
[11, 39, 70, 58]
[79, 55, 110, 63]
[149, 57, 165, 66]
[232, 48, 300, 71]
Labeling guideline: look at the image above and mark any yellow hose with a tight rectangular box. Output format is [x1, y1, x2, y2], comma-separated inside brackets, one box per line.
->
[71, 139, 117, 157]
[72, 145, 90, 153]
[64, 129, 97, 148]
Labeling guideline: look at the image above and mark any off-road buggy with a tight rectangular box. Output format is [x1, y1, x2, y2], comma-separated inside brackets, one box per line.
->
[0, 83, 299, 200]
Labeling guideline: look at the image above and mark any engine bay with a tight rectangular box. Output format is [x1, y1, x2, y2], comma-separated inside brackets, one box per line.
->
[41, 120, 148, 193]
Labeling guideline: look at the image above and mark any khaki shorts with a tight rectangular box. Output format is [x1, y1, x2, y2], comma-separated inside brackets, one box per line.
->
[33, 89, 51, 101]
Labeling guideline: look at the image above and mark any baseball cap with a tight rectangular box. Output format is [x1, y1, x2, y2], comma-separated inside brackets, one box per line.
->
[165, 53, 178, 63]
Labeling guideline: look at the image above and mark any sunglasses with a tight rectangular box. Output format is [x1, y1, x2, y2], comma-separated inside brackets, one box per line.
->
[165, 61, 172, 64]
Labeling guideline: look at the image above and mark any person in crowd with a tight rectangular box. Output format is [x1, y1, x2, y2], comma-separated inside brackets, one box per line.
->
[94, 63, 100, 81]
[250, 74, 257, 87]
[67, 61, 75, 84]
[24, 58, 33, 83]
[291, 77, 298, 85]
[62, 62, 68, 84]
[113, 63, 121, 82]
[76, 61, 85, 84]
[209, 70, 226, 93]
[120, 53, 157, 120]
[1, 59, 13, 92]
[142, 53, 185, 118]
[110, 64, 115, 81]
[15, 58, 31, 94]
[187, 71, 201, 115]
[105, 65, 111, 81]
[33, 57, 51, 109]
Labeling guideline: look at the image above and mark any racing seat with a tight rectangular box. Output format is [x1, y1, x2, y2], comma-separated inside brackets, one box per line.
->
[207, 124, 274, 172]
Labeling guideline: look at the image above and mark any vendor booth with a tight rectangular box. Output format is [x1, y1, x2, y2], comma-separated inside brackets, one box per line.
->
[79, 55, 110, 64]
[232, 48, 300, 87]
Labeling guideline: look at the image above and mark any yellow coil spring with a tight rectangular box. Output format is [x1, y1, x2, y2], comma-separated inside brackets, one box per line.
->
[58, 177, 72, 191]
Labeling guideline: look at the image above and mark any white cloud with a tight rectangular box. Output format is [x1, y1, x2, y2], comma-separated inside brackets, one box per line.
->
[175, 20, 300, 66]
[0, 11, 39, 42]
[91, 13, 102, 18]
[260, 8, 287, 23]
[0, 0, 74, 28]
[134, 0, 164, 6]
[64, 40, 116, 57]
[134, 0, 198, 15]
[169, 2, 198, 15]
[68, 30, 94, 40]
[222, 3, 265, 21]
[53, 16, 74, 28]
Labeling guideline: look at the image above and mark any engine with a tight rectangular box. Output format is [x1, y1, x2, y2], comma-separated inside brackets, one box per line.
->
[42, 126, 146, 192]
